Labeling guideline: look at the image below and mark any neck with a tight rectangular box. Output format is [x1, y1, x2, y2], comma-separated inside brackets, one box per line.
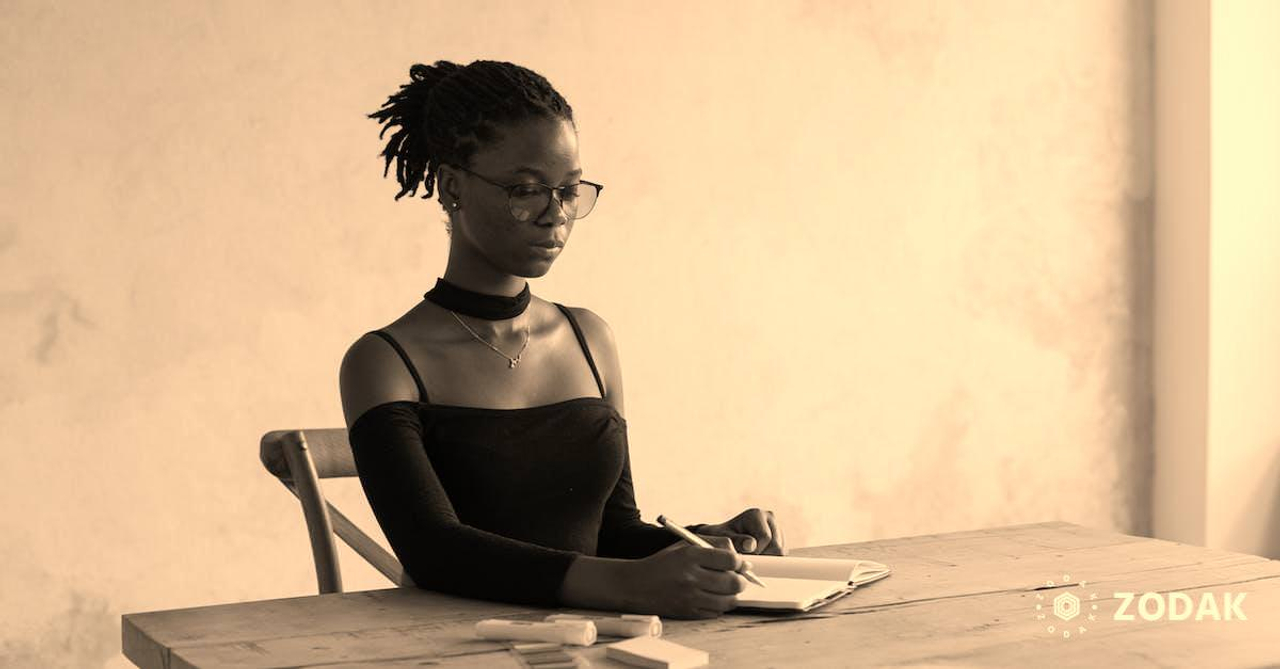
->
[424, 274, 532, 328]
[439, 270, 528, 299]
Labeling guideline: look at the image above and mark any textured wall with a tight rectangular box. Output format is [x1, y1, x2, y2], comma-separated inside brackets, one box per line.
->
[0, 1, 1152, 665]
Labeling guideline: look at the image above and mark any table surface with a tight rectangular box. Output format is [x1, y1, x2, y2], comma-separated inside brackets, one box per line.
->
[122, 521, 1280, 668]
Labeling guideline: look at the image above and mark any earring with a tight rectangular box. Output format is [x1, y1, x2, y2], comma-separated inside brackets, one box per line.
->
[449, 201, 461, 211]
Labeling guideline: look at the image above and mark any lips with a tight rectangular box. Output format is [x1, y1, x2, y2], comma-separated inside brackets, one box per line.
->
[531, 240, 564, 248]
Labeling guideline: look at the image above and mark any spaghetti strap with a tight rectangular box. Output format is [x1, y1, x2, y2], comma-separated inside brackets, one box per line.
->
[554, 303, 606, 399]
[366, 329, 430, 404]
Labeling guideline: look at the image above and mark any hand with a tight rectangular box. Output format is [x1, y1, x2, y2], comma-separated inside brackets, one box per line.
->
[695, 508, 787, 555]
[623, 535, 750, 619]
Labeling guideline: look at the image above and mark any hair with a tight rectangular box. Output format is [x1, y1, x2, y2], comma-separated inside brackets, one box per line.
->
[368, 60, 575, 204]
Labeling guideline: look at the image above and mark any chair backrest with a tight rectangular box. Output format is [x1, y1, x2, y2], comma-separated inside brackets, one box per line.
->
[260, 429, 414, 594]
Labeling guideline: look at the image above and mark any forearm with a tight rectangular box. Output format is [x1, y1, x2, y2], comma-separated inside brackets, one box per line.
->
[598, 518, 717, 559]
[557, 554, 635, 611]
[391, 519, 578, 605]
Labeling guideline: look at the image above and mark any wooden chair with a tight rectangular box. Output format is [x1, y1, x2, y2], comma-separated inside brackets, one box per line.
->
[259, 429, 415, 594]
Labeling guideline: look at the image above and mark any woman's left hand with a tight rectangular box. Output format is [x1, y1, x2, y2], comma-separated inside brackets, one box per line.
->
[695, 508, 787, 555]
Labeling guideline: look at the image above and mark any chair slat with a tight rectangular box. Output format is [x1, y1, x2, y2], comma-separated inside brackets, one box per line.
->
[261, 427, 409, 593]
[328, 504, 414, 587]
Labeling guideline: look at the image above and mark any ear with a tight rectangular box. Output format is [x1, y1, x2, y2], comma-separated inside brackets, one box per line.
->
[436, 164, 462, 206]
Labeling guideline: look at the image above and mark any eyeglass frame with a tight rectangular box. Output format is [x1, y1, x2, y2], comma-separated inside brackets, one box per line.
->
[445, 163, 604, 221]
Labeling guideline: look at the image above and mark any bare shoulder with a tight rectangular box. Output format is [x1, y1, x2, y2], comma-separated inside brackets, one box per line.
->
[563, 305, 616, 350]
[338, 331, 421, 429]
[563, 305, 625, 412]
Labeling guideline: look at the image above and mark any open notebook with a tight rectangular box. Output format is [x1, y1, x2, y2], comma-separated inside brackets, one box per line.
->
[732, 555, 892, 612]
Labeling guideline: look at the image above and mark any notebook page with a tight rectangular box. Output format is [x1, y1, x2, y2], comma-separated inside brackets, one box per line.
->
[734, 576, 848, 610]
[747, 555, 889, 582]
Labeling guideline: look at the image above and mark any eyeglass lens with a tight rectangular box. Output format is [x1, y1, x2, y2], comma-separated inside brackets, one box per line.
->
[509, 184, 598, 222]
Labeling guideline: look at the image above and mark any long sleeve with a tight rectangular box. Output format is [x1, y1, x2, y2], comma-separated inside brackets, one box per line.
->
[595, 428, 691, 559]
[348, 401, 579, 607]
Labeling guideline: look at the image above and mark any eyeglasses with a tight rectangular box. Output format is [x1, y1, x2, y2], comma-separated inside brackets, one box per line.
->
[449, 164, 603, 222]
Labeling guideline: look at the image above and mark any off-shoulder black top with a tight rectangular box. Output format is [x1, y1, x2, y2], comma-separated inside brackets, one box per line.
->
[347, 303, 688, 607]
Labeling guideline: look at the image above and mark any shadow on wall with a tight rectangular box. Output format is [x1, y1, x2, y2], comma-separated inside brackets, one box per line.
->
[1121, 0, 1156, 540]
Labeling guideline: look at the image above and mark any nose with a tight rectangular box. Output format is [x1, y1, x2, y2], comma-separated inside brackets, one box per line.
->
[536, 190, 571, 225]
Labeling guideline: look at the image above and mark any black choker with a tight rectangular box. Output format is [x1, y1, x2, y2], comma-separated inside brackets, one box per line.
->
[424, 277, 531, 320]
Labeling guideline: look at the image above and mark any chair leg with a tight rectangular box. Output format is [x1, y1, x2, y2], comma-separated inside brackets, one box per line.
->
[280, 431, 343, 594]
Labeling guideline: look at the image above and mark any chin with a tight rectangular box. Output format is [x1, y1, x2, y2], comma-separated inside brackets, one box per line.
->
[513, 263, 554, 279]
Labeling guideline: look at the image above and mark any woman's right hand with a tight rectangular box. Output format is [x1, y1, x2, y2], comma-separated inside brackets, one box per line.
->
[624, 535, 751, 619]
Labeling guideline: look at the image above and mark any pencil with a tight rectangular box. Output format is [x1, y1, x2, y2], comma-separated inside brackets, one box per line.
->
[656, 514, 767, 588]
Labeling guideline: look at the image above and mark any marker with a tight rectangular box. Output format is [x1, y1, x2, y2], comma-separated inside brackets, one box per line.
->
[474, 619, 597, 646]
[545, 613, 662, 638]
[656, 514, 766, 588]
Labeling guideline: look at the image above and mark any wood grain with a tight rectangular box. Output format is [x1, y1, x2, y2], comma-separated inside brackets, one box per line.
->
[122, 522, 1280, 668]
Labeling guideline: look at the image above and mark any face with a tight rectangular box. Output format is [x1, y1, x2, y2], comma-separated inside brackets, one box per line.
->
[441, 117, 582, 279]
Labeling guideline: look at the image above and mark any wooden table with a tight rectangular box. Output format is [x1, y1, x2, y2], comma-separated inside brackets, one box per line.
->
[122, 521, 1280, 667]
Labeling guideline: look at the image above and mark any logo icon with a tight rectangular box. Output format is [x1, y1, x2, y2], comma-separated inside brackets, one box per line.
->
[1034, 574, 1101, 639]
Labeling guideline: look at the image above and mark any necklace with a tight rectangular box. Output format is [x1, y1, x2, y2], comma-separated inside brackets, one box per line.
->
[449, 311, 530, 369]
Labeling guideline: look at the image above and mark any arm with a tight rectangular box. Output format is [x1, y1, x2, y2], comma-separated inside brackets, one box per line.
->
[348, 402, 580, 605]
[341, 334, 577, 606]
[596, 432, 695, 558]
[566, 309, 705, 559]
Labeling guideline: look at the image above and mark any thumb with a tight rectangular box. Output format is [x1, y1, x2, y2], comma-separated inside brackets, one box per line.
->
[726, 534, 757, 553]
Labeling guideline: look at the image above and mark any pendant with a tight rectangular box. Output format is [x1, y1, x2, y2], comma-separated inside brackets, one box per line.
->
[509, 359, 519, 369]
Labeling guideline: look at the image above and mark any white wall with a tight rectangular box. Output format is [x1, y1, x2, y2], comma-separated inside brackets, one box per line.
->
[1152, 0, 1280, 559]
[1207, 0, 1280, 557]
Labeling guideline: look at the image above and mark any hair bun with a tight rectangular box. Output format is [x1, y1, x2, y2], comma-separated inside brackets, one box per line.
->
[371, 59, 573, 202]
[410, 60, 462, 83]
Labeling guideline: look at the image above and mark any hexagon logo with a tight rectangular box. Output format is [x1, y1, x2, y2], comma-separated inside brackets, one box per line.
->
[1035, 574, 1101, 640]
[1053, 592, 1081, 622]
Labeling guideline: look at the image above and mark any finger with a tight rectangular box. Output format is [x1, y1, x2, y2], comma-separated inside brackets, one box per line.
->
[698, 528, 756, 553]
[702, 535, 736, 553]
[763, 510, 785, 555]
[694, 567, 747, 595]
[736, 508, 773, 553]
[713, 533, 760, 555]
[693, 546, 745, 572]
[726, 533, 759, 553]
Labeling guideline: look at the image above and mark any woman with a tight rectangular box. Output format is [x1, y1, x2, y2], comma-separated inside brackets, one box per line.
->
[342, 60, 786, 620]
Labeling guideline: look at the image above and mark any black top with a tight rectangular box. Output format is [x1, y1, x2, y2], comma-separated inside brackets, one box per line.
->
[347, 303, 687, 607]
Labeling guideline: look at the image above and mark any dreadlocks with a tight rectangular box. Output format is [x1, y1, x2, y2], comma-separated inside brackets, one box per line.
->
[368, 60, 575, 204]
